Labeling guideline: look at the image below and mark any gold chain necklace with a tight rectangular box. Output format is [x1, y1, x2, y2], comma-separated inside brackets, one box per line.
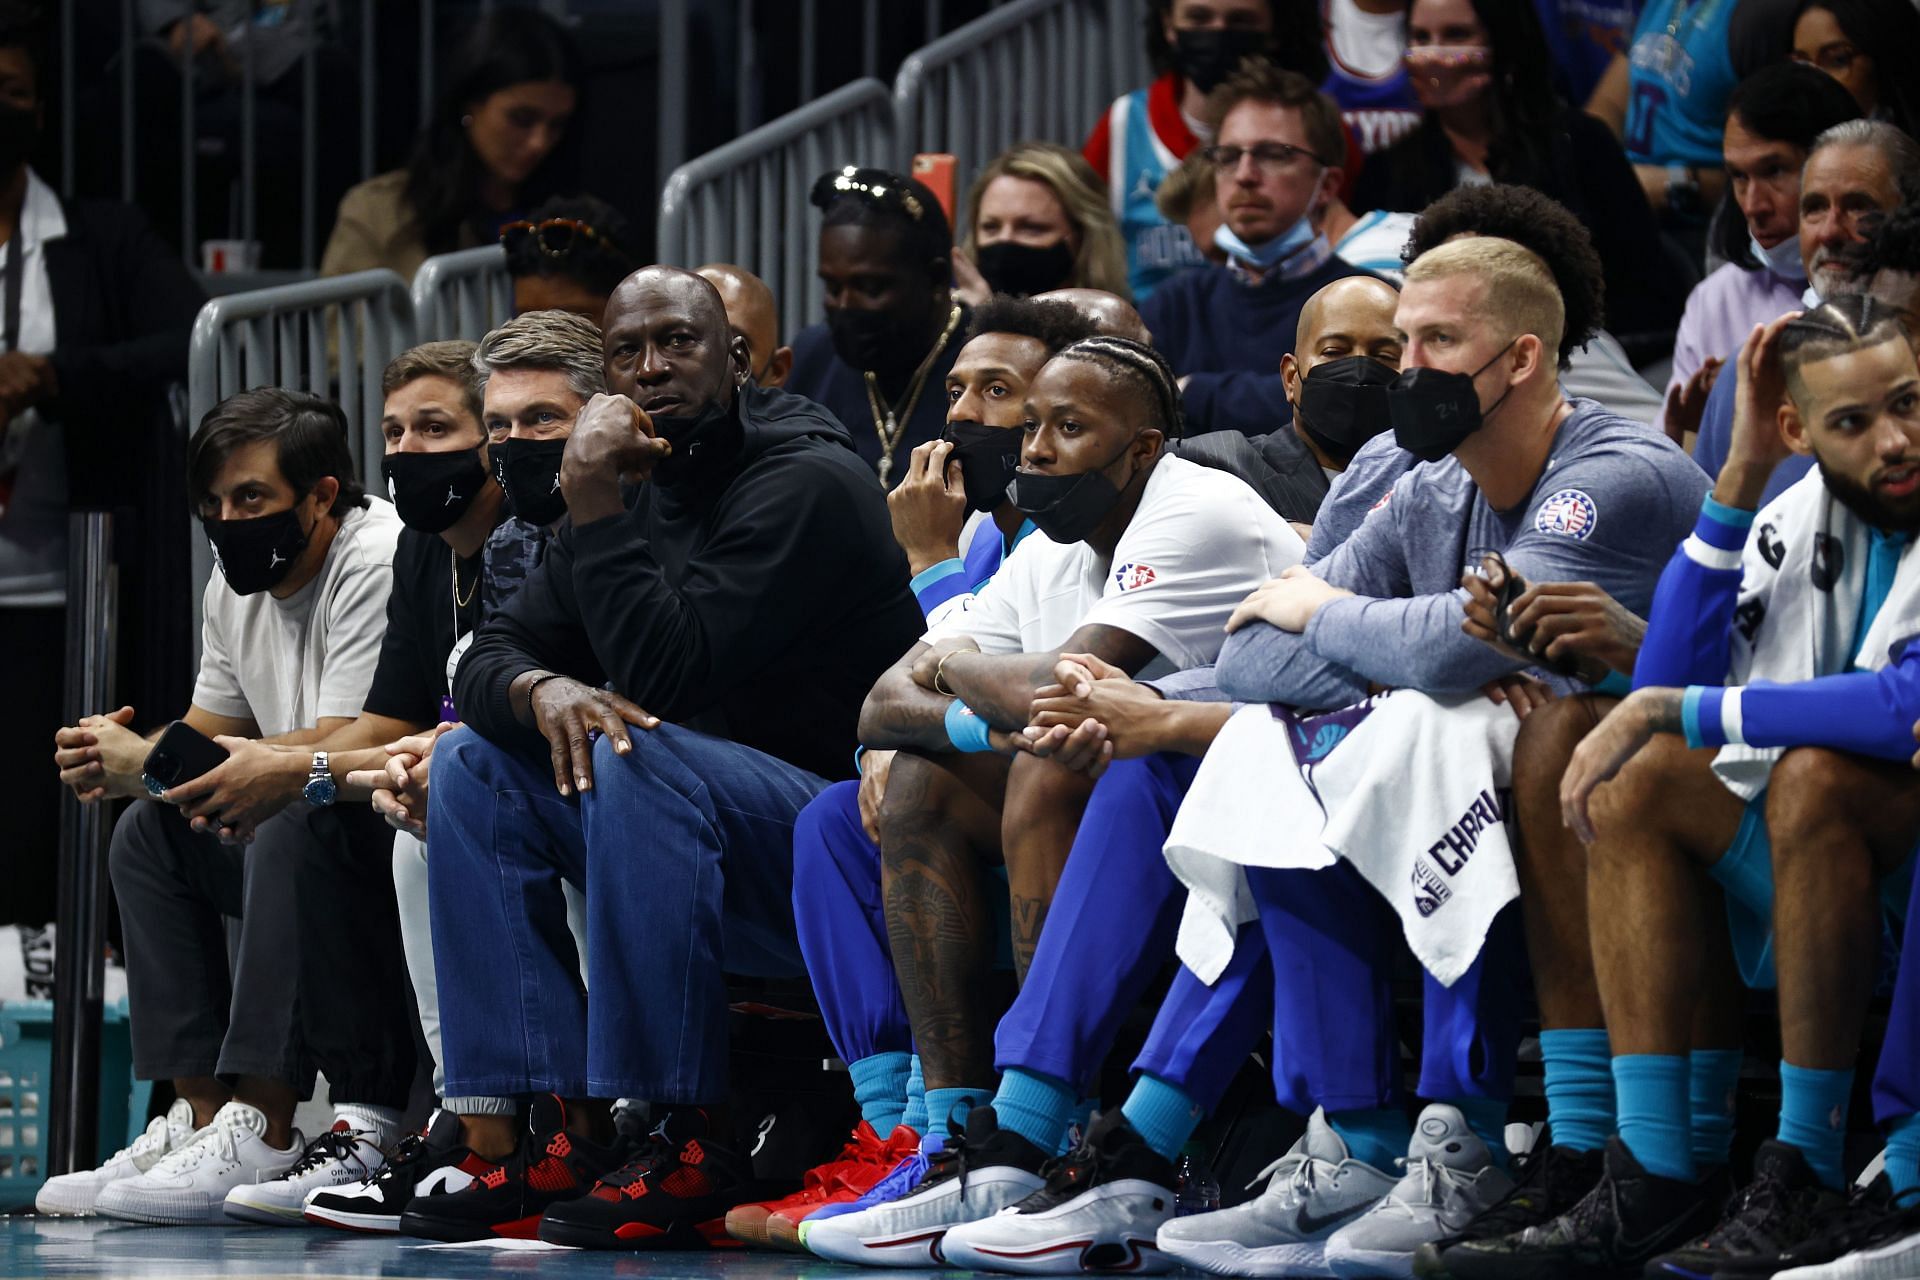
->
[864, 304, 963, 486]
[451, 547, 478, 610]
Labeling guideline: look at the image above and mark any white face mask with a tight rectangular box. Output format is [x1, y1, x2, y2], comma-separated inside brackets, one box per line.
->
[1749, 229, 1808, 284]
[1214, 170, 1326, 269]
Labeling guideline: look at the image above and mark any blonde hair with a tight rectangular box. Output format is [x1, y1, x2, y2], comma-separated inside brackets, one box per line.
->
[1154, 152, 1216, 224]
[472, 309, 607, 402]
[1404, 237, 1564, 366]
[383, 340, 483, 423]
[963, 141, 1132, 301]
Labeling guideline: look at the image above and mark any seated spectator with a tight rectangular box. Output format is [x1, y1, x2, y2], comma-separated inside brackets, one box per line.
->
[696, 262, 792, 387]
[1350, 0, 1684, 341]
[1034, 287, 1154, 345]
[0, 7, 204, 929]
[1163, 145, 1410, 280]
[726, 296, 1098, 1247]
[504, 195, 639, 320]
[1140, 63, 1372, 437]
[1320, 0, 1420, 154]
[40, 389, 409, 1223]
[804, 338, 1304, 1264]
[786, 167, 967, 486]
[321, 10, 581, 283]
[1586, 0, 1793, 227]
[1083, 0, 1328, 300]
[304, 320, 599, 1237]
[1693, 119, 1920, 504]
[408, 267, 924, 1249]
[953, 142, 1130, 304]
[1464, 298, 1920, 1277]
[1791, 0, 1920, 139]
[1661, 63, 1859, 442]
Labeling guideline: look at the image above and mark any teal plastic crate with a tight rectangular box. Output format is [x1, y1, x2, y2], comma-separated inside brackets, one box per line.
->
[0, 998, 151, 1210]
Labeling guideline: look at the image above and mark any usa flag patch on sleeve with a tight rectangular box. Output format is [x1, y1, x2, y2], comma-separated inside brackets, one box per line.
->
[1534, 488, 1597, 540]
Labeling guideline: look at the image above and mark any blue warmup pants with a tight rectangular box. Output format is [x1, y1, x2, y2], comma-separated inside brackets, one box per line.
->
[1875, 860, 1920, 1126]
[792, 781, 913, 1065]
[427, 725, 817, 1105]
[995, 754, 1201, 1090]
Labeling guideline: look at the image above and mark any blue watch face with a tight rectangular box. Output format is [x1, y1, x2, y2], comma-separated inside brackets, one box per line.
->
[304, 775, 338, 806]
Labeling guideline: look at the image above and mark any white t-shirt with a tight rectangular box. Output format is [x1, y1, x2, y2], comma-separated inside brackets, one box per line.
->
[925, 455, 1305, 676]
[1326, 0, 1407, 78]
[193, 499, 403, 737]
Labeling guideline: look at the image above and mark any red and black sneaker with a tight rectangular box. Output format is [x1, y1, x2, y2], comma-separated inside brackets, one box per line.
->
[538, 1108, 765, 1251]
[398, 1095, 629, 1242]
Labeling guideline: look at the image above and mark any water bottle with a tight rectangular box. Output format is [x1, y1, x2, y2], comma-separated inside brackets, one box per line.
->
[1174, 1142, 1221, 1216]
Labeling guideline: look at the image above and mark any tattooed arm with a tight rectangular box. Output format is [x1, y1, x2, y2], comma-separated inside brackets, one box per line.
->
[1559, 686, 1686, 842]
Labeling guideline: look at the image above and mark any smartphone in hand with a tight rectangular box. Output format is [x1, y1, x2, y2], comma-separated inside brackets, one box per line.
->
[142, 721, 231, 793]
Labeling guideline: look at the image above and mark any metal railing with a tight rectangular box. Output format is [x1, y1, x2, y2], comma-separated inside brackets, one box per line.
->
[185, 269, 416, 636]
[657, 78, 897, 344]
[412, 245, 515, 342]
[893, 0, 1149, 233]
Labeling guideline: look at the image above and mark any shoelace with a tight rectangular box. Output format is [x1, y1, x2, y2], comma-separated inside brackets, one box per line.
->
[1705, 1164, 1822, 1251]
[861, 1149, 933, 1204]
[811, 1128, 891, 1192]
[1248, 1152, 1309, 1199]
[1398, 1155, 1476, 1209]
[597, 1135, 677, 1190]
[121, 1112, 179, 1163]
[150, 1117, 243, 1176]
[285, 1129, 373, 1179]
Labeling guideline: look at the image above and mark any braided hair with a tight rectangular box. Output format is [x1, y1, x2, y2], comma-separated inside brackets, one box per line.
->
[1779, 295, 1911, 400]
[1050, 336, 1186, 440]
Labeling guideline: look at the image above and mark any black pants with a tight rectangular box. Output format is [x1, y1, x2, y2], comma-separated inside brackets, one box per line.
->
[108, 798, 414, 1107]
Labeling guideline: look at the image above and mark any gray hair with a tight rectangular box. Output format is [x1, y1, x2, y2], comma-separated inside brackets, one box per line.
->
[1808, 119, 1920, 191]
[472, 309, 606, 402]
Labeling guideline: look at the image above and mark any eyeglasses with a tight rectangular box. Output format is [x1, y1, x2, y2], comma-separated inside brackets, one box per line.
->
[1199, 142, 1328, 174]
[500, 218, 611, 258]
[1791, 42, 1863, 77]
[809, 166, 927, 220]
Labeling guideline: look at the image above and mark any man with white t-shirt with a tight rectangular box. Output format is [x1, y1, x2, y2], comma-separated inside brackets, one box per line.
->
[804, 336, 1304, 1264]
[41, 388, 406, 1224]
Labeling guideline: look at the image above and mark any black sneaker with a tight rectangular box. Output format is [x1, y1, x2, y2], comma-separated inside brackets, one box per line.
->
[1647, 1141, 1849, 1279]
[399, 1095, 629, 1242]
[538, 1109, 764, 1251]
[939, 1111, 1178, 1273]
[304, 1109, 499, 1234]
[1415, 1138, 1609, 1276]
[1441, 1136, 1728, 1280]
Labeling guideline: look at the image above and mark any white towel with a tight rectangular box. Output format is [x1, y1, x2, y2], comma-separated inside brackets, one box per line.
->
[1715, 470, 1920, 800]
[1164, 691, 1521, 987]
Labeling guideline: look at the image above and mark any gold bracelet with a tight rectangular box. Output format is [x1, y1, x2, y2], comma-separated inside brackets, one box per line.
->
[933, 651, 963, 698]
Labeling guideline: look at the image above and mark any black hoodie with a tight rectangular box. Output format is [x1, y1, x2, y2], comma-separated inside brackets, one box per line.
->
[454, 383, 923, 782]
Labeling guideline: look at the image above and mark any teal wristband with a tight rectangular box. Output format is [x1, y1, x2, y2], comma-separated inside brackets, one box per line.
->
[944, 698, 994, 753]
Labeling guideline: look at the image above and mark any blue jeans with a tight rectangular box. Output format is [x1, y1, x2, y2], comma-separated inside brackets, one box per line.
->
[428, 723, 821, 1104]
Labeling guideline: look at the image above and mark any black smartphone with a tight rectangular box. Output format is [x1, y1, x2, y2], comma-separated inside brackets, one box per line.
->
[142, 721, 231, 791]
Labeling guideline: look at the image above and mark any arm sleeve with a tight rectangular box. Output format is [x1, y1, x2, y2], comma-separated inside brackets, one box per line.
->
[1215, 482, 1414, 707]
[1079, 479, 1305, 670]
[1682, 647, 1920, 760]
[314, 550, 397, 723]
[190, 582, 250, 721]
[1632, 496, 1751, 690]
[565, 462, 891, 719]
[1178, 371, 1292, 438]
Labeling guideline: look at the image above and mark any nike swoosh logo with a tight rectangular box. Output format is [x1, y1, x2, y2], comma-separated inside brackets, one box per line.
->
[1296, 1202, 1370, 1235]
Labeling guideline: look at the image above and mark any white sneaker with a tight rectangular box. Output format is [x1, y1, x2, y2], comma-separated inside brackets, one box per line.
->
[1324, 1104, 1514, 1279]
[804, 1105, 1050, 1268]
[94, 1101, 301, 1225]
[224, 1120, 385, 1225]
[1155, 1110, 1398, 1278]
[942, 1111, 1177, 1274]
[1775, 1210, 1920, 1279]
[32, 1099, 202, 1217]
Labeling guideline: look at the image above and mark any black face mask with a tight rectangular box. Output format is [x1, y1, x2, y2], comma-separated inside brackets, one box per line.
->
[1171, 28, 1273, 94]
[828, 306, 923, 373]
[944, 421, 1023, 512]
[491, 436, 569, 526]
[205, 505, 311, 596]
[974, 240, 1075, 298]
[1008, 442, 1138, 544]
[648, 396, 739, 486]
[0, 103, 38, 174]
[1386, 340, 1517, 463]
[382, 446, 490, 533]
[1296, 356, 1397, 463]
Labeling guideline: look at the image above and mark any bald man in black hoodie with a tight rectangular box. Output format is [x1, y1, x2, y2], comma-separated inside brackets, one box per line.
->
[415, 268, 923, 1249]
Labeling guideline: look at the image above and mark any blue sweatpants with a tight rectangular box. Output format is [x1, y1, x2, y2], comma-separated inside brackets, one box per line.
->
[995, 754, 1200, 1090]
[791, 782, 914, 1065]
[1874, 859, 1920, 1126]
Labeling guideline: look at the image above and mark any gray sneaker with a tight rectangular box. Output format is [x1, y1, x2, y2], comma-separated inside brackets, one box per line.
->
[1156, 1110, 1398, 1277]
[1325, 1104, 1514, 1279]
